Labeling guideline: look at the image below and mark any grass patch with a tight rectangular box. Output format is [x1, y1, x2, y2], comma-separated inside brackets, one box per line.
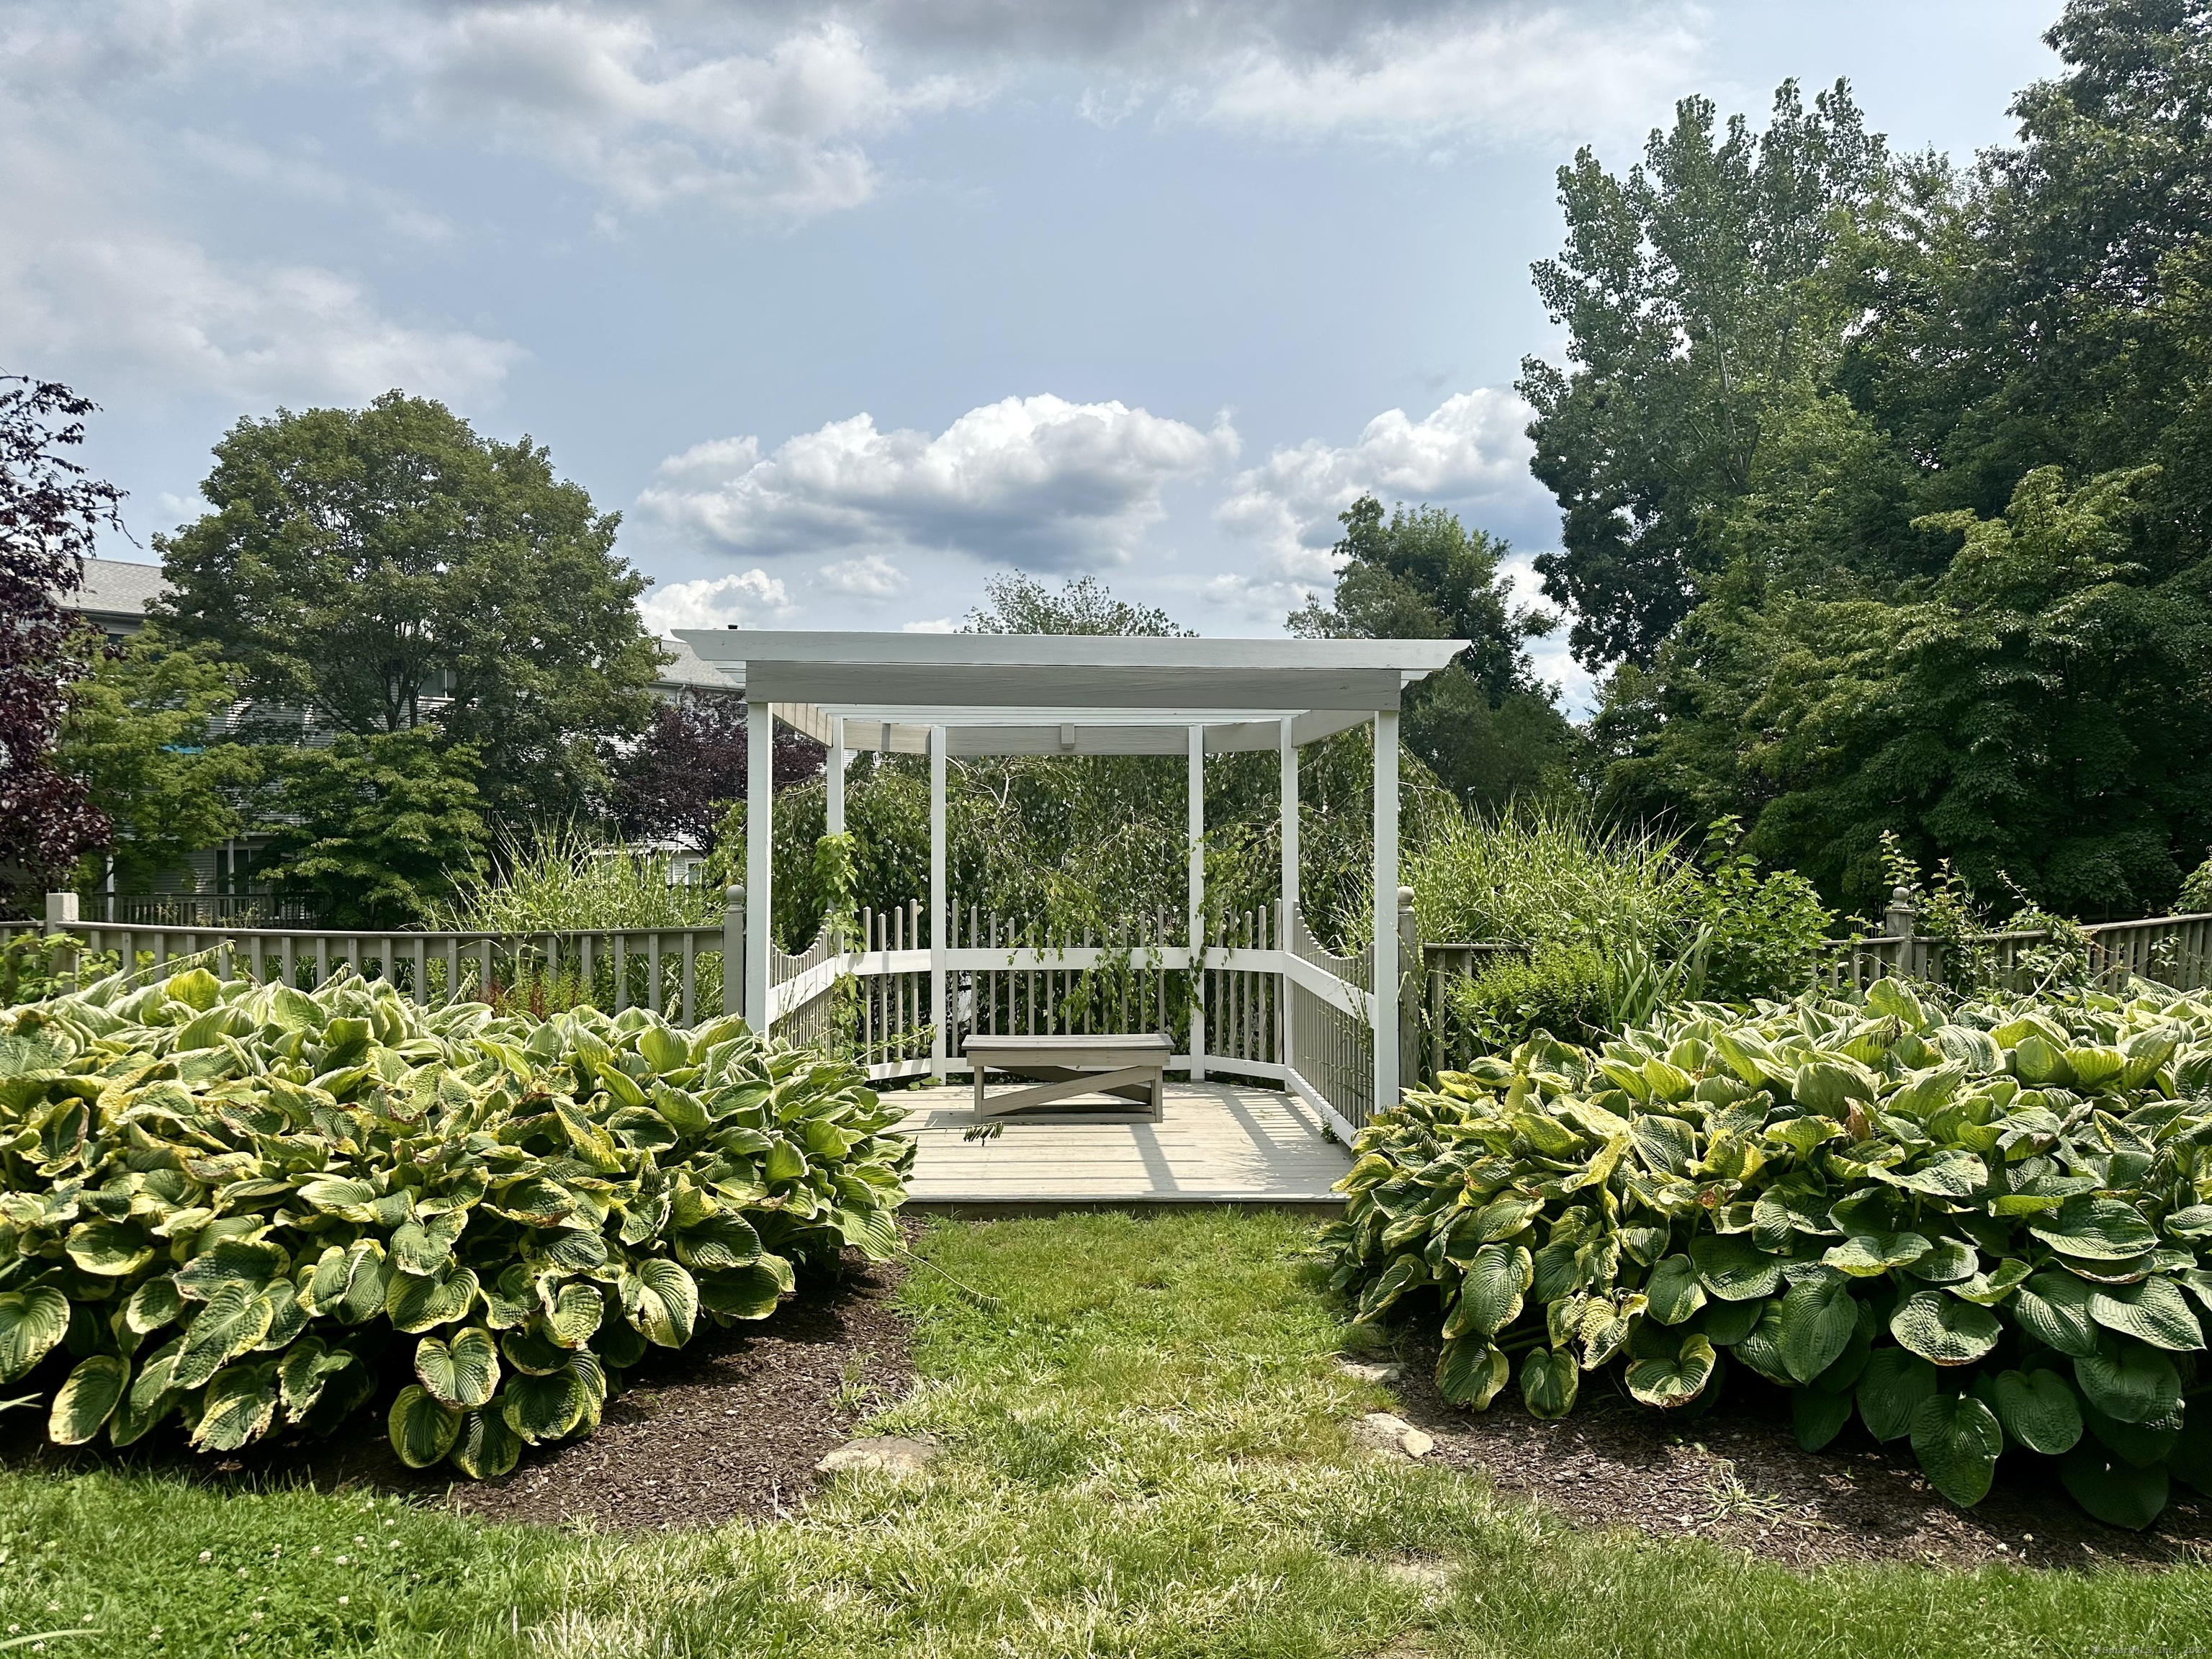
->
[0, 1210, 2207, 1656]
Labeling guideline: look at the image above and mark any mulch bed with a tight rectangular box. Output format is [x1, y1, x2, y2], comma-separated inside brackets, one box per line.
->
[0, 1246, 916, 1534]
[1384, 1331, 2212, 1570]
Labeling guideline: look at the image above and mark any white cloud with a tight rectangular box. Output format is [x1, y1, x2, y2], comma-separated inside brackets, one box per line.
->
[639, 568, 793, 634]
[0, 5, 515, 405]
[0, 107, 519, 407]
[639, 394, 1238, 569]
[818, 552, 907, 598]
[900, 616, 956, 634]
[1210, 387, 1546, 613]
[1195, 7, 1707, 147]
[409, 12, 973, 218]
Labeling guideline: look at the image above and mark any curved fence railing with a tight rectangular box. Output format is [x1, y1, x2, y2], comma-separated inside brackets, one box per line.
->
[12, 887, 1392, 1135]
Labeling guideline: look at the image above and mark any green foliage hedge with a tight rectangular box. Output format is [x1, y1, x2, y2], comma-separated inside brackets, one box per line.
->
[0, 967, 910, 1477]
[1327, 979, 2212, 1527]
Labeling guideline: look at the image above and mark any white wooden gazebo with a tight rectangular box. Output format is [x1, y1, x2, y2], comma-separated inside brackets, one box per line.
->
[674, 629, 1463, 1133]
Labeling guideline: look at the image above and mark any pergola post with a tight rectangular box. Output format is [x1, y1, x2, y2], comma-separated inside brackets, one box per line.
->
[827, 714, 845, 838]
[1278, 717, 1298, 927]
[1187, 722, 1206, 1081]
[1372, 708, 1400, 1111]
[929, 723, 948, 1082]
[745, 699, 773, 1030]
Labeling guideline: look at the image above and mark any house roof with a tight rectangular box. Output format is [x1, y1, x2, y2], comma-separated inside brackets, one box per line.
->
[675, 629, 1466, 755]
[654, 634, 739, 692]
[66, 557, 168, 622]
[56, 558, 734, 697]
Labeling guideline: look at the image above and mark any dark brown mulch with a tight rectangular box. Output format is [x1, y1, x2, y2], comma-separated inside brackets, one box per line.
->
[1382, 1331, 2212, 1571]
[0, 1248, 916, 1534]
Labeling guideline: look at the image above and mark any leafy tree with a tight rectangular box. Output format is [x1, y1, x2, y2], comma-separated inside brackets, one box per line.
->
[1519, 80, 1901, 669]
[612, 693, 822, 853]
[1541, 4, 2212, 917]
[964, 570, 1193, 636]
[153, 392, 662, 832]
[1608, 468, 2212, 917]
[0, 377, 122, 904]
[256, 730, 487, 927]
[1290, 496, 1579, 811]
[58, 629, 258, 891]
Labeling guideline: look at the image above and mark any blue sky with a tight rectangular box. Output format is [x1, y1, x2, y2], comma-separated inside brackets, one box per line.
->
[4, 0, 2061, 706]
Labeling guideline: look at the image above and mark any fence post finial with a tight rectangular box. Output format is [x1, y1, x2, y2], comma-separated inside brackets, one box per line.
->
[1884, 884, 1920, 980]
[44, 892, 78, 927]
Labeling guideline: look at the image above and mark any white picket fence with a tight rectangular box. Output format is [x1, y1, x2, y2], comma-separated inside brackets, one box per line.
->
[9, 896, 740, 1028]
[1823, 901, 2212, 994]
[767, 894, 1383, 1139]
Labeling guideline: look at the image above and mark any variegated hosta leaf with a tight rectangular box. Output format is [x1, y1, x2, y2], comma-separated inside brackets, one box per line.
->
[0, 1287, 71, 1383]
[49, 1354, 128, 1445]
[390, 1210, 467, 1277]
[176, 1239, 287, 1303]
[276, 1336, 354, 1421]
[65, 1219, 153, 1277]
[192, 1362, 281, 1452]
[388, 1384, 463, 1468]
[387, 1263, 480, 1334]
[536, 1228, 608, 1272]
[171, 1281, 277, 1391]
[631, 1259, 698, 1347]
[481, 1267, 536, 1331]
[449, 1404, 522, 1479]
[415, 1327, 500, 1410]
[698, 1264, 786, 1321]
[500, 1324, 570, 1376]
[673, 1212, 762, 1273]
[124, 1274, 184, 1336]
[543, 1285, 603, 1349]
[501, 1365, 591, 1444]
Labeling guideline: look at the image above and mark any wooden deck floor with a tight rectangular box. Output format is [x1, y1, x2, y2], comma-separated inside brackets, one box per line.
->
[891, 1082, 1353, 1211]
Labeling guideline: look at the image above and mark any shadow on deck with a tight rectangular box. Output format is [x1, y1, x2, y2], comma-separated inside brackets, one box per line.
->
[890, 1082, 1353, 1215]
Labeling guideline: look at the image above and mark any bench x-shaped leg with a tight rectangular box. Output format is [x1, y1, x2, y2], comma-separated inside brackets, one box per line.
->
[972, 1064, 1165, 1122]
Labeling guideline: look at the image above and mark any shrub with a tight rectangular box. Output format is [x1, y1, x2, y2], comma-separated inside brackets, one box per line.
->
[2181, 850, 2212, 915]
[1408, 806, 1834, 1010]
[431, 824, 721, 933]
[1445, 945, 1609, 1051]
[0, 966, 909, 1478]
[1326, 977, 2212, 1528]
[1406, 801, 1699, 956]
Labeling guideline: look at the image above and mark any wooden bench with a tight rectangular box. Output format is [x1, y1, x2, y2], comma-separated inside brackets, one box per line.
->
[962, 1033, 1172, 1123]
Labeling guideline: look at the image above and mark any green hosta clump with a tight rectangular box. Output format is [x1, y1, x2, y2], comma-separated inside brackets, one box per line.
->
[0, 966, 911, 1478]
[1325, 977, 2212, 1529]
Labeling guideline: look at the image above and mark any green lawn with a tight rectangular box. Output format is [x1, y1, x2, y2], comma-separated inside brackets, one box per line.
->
[1, 1210, 2205, 1657]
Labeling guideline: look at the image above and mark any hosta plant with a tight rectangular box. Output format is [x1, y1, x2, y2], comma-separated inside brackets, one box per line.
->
[0, 966, 911, 1478]
[1326, 977, 2212, 1528]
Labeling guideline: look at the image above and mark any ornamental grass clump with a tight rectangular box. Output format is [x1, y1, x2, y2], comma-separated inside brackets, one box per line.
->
[0, 966, 910, 1478]
[1326, 977, 2212, 1528]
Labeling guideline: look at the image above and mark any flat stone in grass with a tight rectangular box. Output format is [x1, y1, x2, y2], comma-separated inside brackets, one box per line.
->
[1337, 1359, 1406, 1386]
[817, 1436, 939, 1477]
[1350, 1413, 1434, 1460]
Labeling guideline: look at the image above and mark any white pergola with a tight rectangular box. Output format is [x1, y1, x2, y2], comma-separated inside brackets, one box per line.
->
[674, 629, 1464, 1110]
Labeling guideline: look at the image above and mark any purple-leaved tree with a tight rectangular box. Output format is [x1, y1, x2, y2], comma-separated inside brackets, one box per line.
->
[611, 693, 821, 852]
[0, 378, 122, 910]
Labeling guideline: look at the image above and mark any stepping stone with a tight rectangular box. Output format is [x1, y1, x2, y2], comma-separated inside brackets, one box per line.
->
[1349, 1412, 1434, 1460]
[817, 1436, 938, 1477]
[1337, 1359, 1405, 1385]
